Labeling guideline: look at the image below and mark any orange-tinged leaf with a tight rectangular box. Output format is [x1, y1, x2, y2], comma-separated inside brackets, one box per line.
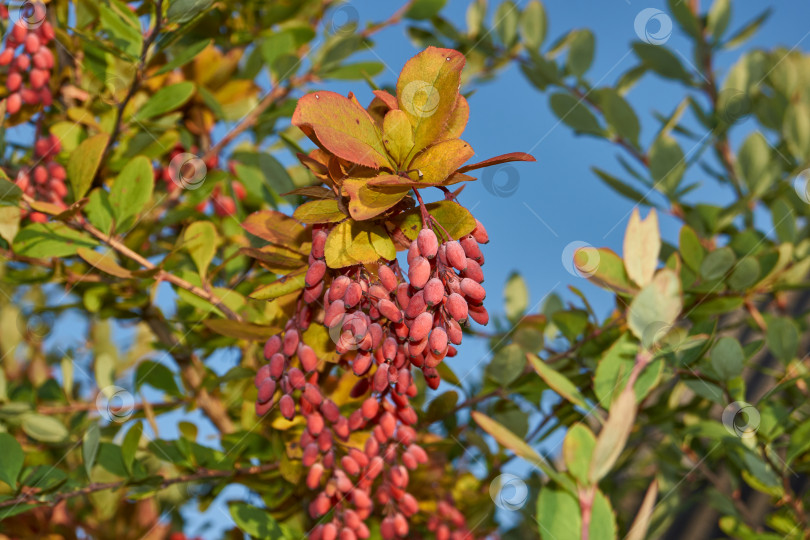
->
[344, 177, 411, 221]
[292, 91, 392, 169]
[382, 110, 414, 167]
[443, 95, 469, 141]
[296, 152, 329, 178]
[457, 152, 536, 173]
[242, 210, 308, 251]
[372, 90, 398, 111]
[408, 139, 474, 183]
[325, 221, 381, 268]
[397, 47, 465, 158]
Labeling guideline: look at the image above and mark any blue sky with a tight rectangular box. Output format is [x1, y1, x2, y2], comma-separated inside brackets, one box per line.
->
[14, 0, 810, 537]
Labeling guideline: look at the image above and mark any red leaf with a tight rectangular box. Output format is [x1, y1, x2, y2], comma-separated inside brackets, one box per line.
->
[456, 152, 536, 173]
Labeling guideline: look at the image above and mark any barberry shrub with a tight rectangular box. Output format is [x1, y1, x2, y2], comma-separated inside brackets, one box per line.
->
[0, 1, 808, 540]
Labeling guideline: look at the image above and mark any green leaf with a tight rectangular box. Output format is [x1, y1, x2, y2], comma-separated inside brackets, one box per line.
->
[766, 317, 798, 363]
[595, 88, 640, 144]
[182, 221, 219, 280]
[167, 0, 213, 24]
[700, 246, 736, 280]
[723, 9, 771, 49]
[594, 333, 661, 407]
[229, 502, 286, 539]
[494, 1, 519, 48]
[589, 385, 636, 483]
[537, 488, 579, 540]
[528, 354, 588, 410]
[627, 269, 682, 348]
[121, 422, 142, 474]
[98, 4, 142, 58]
[0, 176, 23, 206]
[425, 390, 458, 423]
[132, 82, 196, 121]
[0, 432, 24, 488]
[82, 424, 100, 478]
[77, 247, 133, 278]
[323, 61, 385, 81]
[707, 0, 732, 39]
[202, 319, 281, 341]
[154, 39, 211, 75]
[485, 344, 525, 386]
[67, 133, 109, 200]
[0, 207, 20, 244]
[576, 246, 636, 294]
[504, 273, 529, 321]
[109, 156, 154, 228]
[405, 0, 448, 20]
[250, 272, 306, 301]
[86, 188, 115, 235]
[563, 425, 595, 485]
[232, 151, 295, 205]
[728, 257, 760, 290]
[519, 1, 547, 49]
[393, 201, 476, 241]
[649, 133, 685, 195]
[135, 361, 183, 398]
[679, 225, 704, 272]
[632, 42, 692, 82]
[784, 102, 810, 161]
[711, 336, 744, 380]
[566, 29, 595, 78]
[786, 419, 810, 464]
[21, 412, 69, 443]
[13, 222, 98, 258]
[549, 93, 602, 135]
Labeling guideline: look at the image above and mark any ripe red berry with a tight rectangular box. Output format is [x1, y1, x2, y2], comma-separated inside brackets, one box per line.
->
[417, 229, 439, 259]
[6, 93, 21, 115]
[306, 260, 326, 287]
[373, 363, 389, 392]
[257, 379, 275, 403]
[307, 412, 325, 435]
[423, 278, 444, 306]
[282, 329, 299, 356]
[298, 344, 318, 372]
[264, 335, 281, 359]
[408, 312, 433, 343]
[460, 277, 486, 302]
[11, 23, 27, 44]
[445, 240, 467, 271]
[0, 48, 13, 66]
[429, 327, 448, 355]
[7, 71, 22, 92]
[303, 383, 323, 406]
[25, 34, 41, 54]
[471, 218, 489, 244]
[329, 276, 350, 301]
[408, 256, 430, 289]
[352, 351, 373, 376]
[445, 293, 468, 323]
[312, 230, 327, 259]
[279, 394, 295, 419]
[378, 265, 398, 291]
[469, 304, 490, 325]
[306, 463, 324, 489]
[377, 298, 402, 323]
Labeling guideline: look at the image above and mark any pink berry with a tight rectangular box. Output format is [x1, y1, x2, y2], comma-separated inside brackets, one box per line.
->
[298, 344, 318, 372]
[377, 298, 402, 323]
[417, 228, 439, 259]
[408, 312, 433, 343]
[6, 93, 21, 115]
[471, 218, 489, 244]
[279, 394, 295, 419]
[445, 241, 467, 271]
[460, 277, 486, 302]
[445, 293, 468, 323]
[7, 71, 22, 92]
[408, 256, 430, 289]
[25, 34, 40, 54]
[378, 265, 398, 291]
[423, 278, 444, 306]
[305, 259, 326, 287]
[264, 335, 281, 359]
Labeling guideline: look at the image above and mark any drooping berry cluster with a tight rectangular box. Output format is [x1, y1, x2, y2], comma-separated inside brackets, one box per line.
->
[253, 213, 490, 538]
[15, 134, 65, 222]
[0, 4, 55, 115]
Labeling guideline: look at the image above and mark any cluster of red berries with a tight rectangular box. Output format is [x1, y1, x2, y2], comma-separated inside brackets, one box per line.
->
[254, 213, 490, 538]
[156, 144, 246, 217]
[427, 500, 480, 540]
[0, 4, 55, 115]
[15, 134, 65, 222]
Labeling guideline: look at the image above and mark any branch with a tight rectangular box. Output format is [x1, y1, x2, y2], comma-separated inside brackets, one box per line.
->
[0, 461, 277, 511]
[73, 217, 242, 322]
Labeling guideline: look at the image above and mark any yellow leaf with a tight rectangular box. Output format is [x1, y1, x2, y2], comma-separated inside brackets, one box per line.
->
[443, 95, 469, 141]
[397, 47, 465, 160]
[408, 139, 474, 183]
[623, 208, 660, 287]
[343, 177, 410, 221]
[325, 221, 380, 268]
[77, 248, 133, 278]
[292, 199, 346, 224]
[382, 110, 414, 167]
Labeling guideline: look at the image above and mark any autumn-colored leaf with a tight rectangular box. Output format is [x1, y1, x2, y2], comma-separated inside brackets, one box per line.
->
[397, 47, 465, 159]
[292, 91, 392, 170]
[382, 110, 414, 167]
[457, 152, 536, 173]
[293, 199, 346, 224]
[343, 178, 411, 221]
[372, 90, 398, 111]
[623, 208, 660, 287]
[443, 94, 470, 141]
[407, 139, 474, 183]
[242, 210, 309, 251]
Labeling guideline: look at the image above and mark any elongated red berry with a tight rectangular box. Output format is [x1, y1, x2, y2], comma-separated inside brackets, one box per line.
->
[471, 218, 489, 244]
[445, 240, 467, 271]
[378, 265, 398, 291]
[417, 228, 439, 259]
[445, 293, 468, 323]
[447, 319, 463, 345]
[461, 235, 482, 261]
[463, 258, 484, 282]
[409, 312, 433, 342]
[298, 344, 318, 372]
[423, 278, 444, 306]
[377, 298, 403, 323]
[404, 290, 426, 319]
[324, 299, 345, 327]
[344, 282, 363, 308]
[283, 329, 299, 356]
[11, 23, 26, 44]
[408, 256, 430, 289]
[460, 277, 486, 302]
[407, 241, 419, 265]
[353, 351, 373, 376]
[469, 304, 490, 325]
[257, 379, 275, 403]
[306, 463, 323, 489]
[373, 363, 389, 392]
[429, 327, 448, 355]
[6, 93, 21, 115]
[303, 383, 323, 406]
[269, 353, 285, 378]
[307, 412, 324, 435]
[341, 455, 360, 476]
[329, 276, 350, 301]
[312, 230, 327, 259]
[279, 394, 295, 419]
[306, 260, 326, 287]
